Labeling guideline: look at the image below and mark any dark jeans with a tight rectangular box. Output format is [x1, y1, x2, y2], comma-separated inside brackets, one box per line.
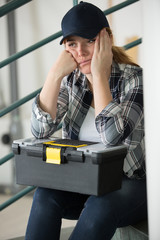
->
[25, 176, 147, 240]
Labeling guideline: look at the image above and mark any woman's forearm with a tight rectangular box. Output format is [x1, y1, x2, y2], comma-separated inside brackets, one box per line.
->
[39, 69, 62, 120]
[93, 74, 112, 116]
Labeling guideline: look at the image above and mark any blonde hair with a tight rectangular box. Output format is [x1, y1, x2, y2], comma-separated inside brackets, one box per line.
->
[106, 27, 139, 67]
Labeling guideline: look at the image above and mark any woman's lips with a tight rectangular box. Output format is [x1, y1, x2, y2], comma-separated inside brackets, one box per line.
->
[79, 59, 91, 66]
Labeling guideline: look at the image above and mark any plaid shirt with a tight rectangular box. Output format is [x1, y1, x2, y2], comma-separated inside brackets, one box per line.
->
[31, 61, 145, 179]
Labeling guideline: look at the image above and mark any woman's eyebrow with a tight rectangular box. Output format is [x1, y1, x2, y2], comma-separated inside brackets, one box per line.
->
[66, 38, 75, 42]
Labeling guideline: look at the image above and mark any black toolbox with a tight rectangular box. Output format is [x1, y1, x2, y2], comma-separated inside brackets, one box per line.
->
[12, 138, 127, 196]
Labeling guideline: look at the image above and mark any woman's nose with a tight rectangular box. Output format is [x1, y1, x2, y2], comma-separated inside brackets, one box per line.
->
[77, 44, 86, 56]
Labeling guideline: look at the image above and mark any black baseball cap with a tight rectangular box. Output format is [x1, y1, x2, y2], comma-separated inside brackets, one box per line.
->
[60, 1, 110, 45]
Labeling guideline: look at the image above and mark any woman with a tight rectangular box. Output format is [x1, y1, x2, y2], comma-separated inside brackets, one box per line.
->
[26, 2, 147, 240]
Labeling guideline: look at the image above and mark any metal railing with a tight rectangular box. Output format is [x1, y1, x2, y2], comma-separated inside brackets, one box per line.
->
[0, 0, 141, 211]
[0, 0, 32, 17]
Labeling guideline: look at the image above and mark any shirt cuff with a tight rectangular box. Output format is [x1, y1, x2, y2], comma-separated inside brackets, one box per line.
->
[96, 100, 123, 120]
[33, 94, 55, 123]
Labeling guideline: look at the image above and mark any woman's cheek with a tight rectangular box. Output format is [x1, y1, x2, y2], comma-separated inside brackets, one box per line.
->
[69, 49, 77, 58]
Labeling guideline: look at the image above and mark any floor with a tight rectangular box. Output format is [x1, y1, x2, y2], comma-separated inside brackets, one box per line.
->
[0, 192, 76, 240]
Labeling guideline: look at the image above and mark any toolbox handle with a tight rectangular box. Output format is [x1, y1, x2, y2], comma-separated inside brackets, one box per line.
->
[26, 146, 43, 157]
[63, 149, 84, 163]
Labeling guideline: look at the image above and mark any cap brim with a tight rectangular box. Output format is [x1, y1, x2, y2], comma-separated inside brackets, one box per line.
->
[59, 28, 102, 45]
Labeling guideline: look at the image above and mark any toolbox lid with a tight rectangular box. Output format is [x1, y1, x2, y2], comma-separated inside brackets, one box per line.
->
[12, 137, 127, 165]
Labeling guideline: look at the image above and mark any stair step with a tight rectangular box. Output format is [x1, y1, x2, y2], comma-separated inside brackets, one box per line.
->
[112, 220, 148, 240]
[8, 220, 148, 240]
[8, 237, 24, 240]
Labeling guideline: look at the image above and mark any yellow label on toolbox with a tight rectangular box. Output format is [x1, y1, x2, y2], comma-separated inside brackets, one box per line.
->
[46, 148, 61, 164]
[43, 141, 87, 148]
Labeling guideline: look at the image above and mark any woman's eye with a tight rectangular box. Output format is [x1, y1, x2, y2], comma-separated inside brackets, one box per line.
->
[88, 39, 96, 43]
[68, 42, 76, 47]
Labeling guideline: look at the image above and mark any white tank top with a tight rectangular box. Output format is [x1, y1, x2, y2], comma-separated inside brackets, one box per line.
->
[78, 106, 101, 142]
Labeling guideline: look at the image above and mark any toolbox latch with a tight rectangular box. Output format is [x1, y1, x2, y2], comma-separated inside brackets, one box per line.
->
[46, 147, 62, 164]
[43, 146, 84, 164]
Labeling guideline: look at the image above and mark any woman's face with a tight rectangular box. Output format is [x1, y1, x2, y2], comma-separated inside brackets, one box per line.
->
[65, 36, 96, 75]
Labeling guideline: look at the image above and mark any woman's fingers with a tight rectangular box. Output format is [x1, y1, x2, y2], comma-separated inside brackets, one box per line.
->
[94, 33, 100, 55]
[99, 28, 112, 52]
[54, 50, 77, 77]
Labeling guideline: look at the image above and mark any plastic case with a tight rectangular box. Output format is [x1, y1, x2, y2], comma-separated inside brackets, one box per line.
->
[12, 138, 127, 196]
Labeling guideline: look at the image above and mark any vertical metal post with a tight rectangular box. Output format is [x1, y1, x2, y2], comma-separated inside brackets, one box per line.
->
[73, 0, 78, 6]
[142, 0, 160, 239]
[7, 4, 18, 105]
[7, 1, 23, 192]
[7, 1, 22, 140]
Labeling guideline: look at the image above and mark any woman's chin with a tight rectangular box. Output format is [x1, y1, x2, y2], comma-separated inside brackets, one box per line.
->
[79, 66, 91, 75]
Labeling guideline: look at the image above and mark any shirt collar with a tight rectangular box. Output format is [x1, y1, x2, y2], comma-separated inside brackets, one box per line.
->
[111, 61, 121, 73]
[74, 69, 89, 90]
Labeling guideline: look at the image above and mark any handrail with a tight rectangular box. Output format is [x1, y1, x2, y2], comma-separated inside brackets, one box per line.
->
[0, 31, 62, 68]
[103, 0, 139, 15]
[124, 38, 142, 50]
[0, 0, 32, 18]
[0, 88, 41, 117]
[0, 152, 14, 165]
[0, 186, 36, 211]
[0, 0, 140, 69]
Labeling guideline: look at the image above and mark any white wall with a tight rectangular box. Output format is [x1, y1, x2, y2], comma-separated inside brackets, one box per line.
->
[142, 0, 160, 238]
[0, 0, 142, 184]
[112, 0, 142, 45]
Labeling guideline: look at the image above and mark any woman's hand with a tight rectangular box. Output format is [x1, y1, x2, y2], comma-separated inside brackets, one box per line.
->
[91, 28, 113, 79]
[39, 50, 77, 119]
[90, 29, 113, 116]
[50, 50, 78, 80]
